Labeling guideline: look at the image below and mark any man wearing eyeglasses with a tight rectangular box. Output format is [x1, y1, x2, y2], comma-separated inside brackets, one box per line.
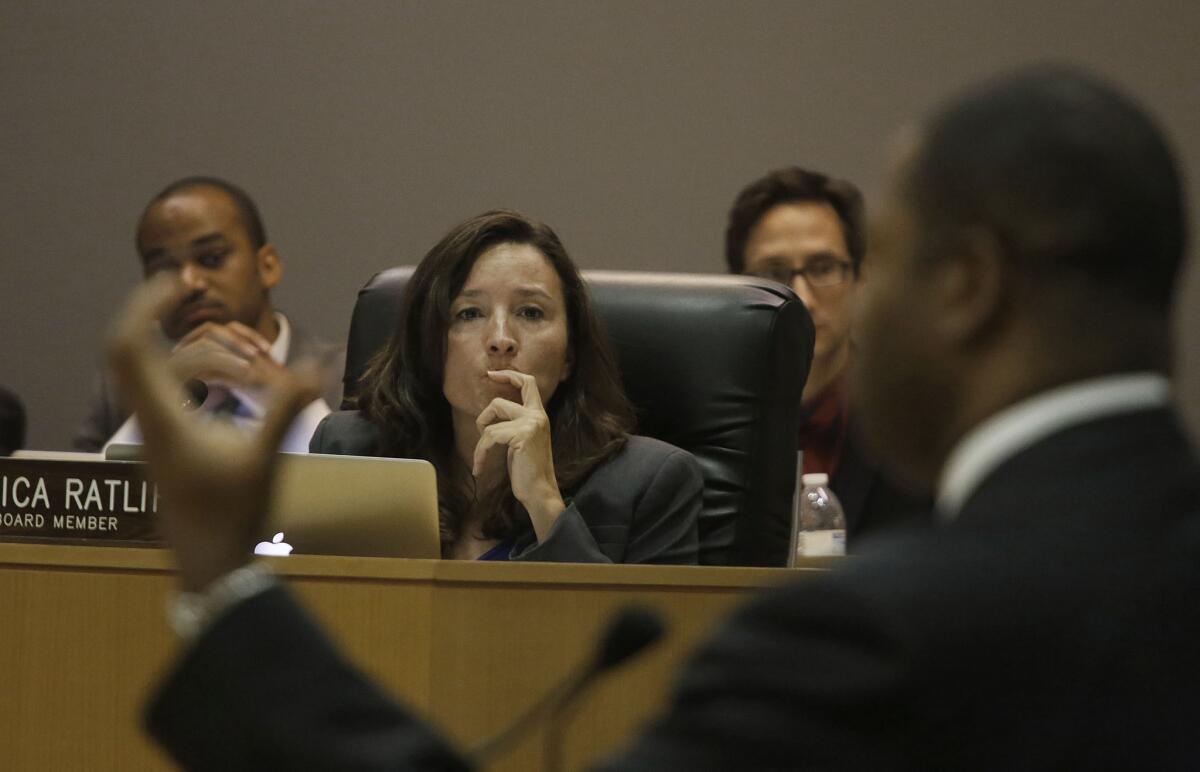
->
[725, 167, 929, 542]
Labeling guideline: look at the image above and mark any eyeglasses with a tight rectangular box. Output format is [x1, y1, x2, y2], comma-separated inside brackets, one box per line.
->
[748, 258, 853, 288]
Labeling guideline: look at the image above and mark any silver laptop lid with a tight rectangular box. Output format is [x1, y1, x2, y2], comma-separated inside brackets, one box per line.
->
[261, 452, 440, 560]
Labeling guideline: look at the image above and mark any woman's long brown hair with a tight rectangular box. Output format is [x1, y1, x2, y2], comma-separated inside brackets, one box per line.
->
[357, 210, 635, 553]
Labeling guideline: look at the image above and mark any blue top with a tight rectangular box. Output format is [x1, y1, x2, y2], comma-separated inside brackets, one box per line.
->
[476, 539, 515, 561]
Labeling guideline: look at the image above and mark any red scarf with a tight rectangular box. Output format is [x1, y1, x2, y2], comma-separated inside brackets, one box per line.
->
[797, 376, 850, 479]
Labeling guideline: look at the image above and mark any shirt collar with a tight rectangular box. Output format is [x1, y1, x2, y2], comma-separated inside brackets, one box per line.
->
[227, 312, 291, 418]
[935, 372, 1172, 522]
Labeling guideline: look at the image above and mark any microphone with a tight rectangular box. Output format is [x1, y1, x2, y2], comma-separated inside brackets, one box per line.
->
[468, 606, 666, 766]
[181, 379, 208, 410]
[592, 606, 665, 671]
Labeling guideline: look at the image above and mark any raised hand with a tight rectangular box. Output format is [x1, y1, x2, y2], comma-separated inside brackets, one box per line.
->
[107, 275, 318, 591]
[472, 369, 566, 541]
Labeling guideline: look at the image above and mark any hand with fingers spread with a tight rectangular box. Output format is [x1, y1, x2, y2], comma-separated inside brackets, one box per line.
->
[473, 369, 566, 540]
[107, 275, 319, 592]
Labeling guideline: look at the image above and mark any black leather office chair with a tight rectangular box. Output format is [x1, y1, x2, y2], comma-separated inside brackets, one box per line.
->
[341, 268, 813, 567]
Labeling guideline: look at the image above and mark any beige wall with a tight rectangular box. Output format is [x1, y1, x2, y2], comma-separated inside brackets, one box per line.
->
[2, 0, 1197, 448]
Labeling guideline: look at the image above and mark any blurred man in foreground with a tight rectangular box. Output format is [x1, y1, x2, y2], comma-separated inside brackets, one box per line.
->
[726, 167, 930, 541]
[118, 66, 1199, 770]
[73, 176, 342, 453]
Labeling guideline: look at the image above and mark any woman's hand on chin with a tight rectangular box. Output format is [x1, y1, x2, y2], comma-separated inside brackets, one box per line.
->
[473, 370, 566, 541]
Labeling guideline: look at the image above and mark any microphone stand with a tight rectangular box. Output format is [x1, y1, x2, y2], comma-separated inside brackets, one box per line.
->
[468, 606, 666, 770]
[468, 661, 593, 763]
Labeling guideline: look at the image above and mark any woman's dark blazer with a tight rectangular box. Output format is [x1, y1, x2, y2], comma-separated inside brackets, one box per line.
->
[309, 411, 701, 564]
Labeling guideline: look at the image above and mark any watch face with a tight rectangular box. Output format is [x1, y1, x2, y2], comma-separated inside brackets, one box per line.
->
[167, 592, 207, 639]
[164, 564, 274, 639]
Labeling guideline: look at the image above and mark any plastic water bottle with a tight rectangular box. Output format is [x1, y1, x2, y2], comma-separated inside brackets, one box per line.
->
[793, 473, 846, 560]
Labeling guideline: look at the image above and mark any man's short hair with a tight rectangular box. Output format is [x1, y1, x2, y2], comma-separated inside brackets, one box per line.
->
[724, 166, 866, 275]
[905, 65, 1187, 311]
[137, 176, 268, 254]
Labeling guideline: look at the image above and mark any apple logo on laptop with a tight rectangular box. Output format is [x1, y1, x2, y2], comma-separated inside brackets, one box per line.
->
[254, 532, 293, 557]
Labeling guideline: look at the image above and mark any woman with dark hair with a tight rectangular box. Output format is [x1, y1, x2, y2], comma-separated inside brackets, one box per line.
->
[310, 210, 701, 563]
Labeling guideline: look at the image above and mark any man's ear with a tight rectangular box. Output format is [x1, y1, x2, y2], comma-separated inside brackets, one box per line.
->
[930, 226, 1010, 346]
[257, 244, 283, 290]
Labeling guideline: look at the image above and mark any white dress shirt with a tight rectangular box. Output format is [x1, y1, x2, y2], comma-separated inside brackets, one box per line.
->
[105, 312, 331, 453]
[935, 372, 1172, 521]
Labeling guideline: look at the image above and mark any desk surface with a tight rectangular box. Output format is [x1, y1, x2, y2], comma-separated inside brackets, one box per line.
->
[0, 540, 791, 585]
[0, 542, 819, 771]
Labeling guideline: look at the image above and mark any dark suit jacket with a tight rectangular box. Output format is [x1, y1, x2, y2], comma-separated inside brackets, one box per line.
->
[310, 410, 702, 564]
[147, 407, 1200, 770]
[72, 318, 344, 452]
[835, 420, 932, 545]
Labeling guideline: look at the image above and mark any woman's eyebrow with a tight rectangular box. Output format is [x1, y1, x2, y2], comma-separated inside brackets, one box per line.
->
[457, 287, 553, 300]
[511, 287, 553, 300]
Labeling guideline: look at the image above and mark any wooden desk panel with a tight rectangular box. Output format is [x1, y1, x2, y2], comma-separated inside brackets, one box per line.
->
[0, 544, 809, 771]
[0, 546, 178, 771]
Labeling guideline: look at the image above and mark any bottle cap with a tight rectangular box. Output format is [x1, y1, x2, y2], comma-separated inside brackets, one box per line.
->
[801, 473, 829, 486]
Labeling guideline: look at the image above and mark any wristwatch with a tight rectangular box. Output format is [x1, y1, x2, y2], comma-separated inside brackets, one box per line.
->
[166, 562, 277, 640]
